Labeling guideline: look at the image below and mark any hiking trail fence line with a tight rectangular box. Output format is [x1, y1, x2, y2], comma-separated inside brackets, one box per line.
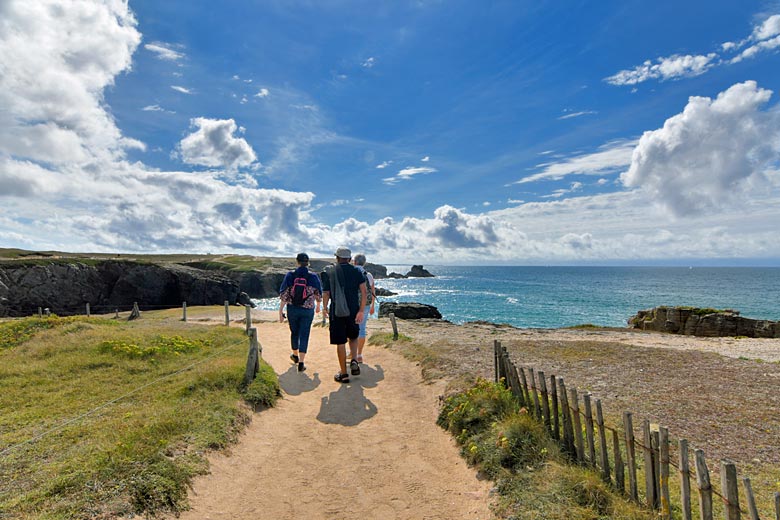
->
[494, 340, 778, 520]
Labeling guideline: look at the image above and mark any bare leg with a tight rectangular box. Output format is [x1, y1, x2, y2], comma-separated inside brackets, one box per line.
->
[336, 343, 348, 374]
[357, 337, 366, 360]
[299, 351, 306, 364]
[348, 337, 359, 362]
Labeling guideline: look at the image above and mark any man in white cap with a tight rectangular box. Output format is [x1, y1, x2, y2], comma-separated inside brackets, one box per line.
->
[321, 247, 367, 383]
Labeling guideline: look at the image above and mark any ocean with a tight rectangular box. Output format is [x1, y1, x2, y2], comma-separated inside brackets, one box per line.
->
[254, 266, 780, 329]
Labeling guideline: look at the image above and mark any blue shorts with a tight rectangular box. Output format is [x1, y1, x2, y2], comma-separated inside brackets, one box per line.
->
[358, 306, 369, 338]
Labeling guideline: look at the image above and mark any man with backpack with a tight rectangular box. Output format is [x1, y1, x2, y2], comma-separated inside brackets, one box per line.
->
[321, 247, 367, 383]
[279, 253, 322, 372]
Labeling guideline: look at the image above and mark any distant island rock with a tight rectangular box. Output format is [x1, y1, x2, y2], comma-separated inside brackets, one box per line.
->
[407, 265, 435, 277]
[374, 287, 397, 297]
[628, 306, 780, 338]
[384, 265, 435, 279]
[379, 302, 442, 320]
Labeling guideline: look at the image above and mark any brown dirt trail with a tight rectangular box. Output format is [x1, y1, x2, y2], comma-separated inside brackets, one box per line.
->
[171, 314, 493, 520]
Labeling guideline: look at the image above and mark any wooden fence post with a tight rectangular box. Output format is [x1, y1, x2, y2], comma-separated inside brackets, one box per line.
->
[613, 429, 625, 493]
[389, 312, 398, 340]
[720, 460, 741, 520]
[86, 303, 90, 317]
[583, 393, 596, 466]
[538, 371, 551, 432]
[44, 308, 51, 317]
[550, 375, 559, 440]
[659, 426, 671, 519]
[114, 309, 119, 319]
[679, 439, 692, 520]
[695, 449, 713, 520]
[245, 305, 252, 334]
[529, 368, 541, 418]
[643, 420, 658, 509]
[243, 327, 260, 385]
[743, 477, 759, 520]
[38, 306, 42, 318]
[624, 412, 639, 501]
[569, 387, 584, 464]
[493, 340, 499, 383]
[128, 302, 140, 320]
[774, 491, 780, 520]
[519, 367, 530, 406]
[559, 378, 575, 458]
[182, 301, 187, 322]
[596, 400, 610, 483]
[224, 300, 230, 326]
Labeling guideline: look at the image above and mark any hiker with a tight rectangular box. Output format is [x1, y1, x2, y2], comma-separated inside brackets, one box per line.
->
[321, 247, 367, 383]
[279, 252, 322, 372]
[352, 253, 376, 364]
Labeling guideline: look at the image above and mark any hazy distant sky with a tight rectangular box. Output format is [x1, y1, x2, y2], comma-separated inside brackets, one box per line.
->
[1, 0, 780, 264]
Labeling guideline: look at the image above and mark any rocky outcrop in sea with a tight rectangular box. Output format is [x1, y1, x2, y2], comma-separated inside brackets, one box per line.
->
[628, 306, 780, 338]
[379, 301, 442, 320]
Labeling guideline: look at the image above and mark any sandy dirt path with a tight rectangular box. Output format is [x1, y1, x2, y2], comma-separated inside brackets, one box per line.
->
[172, 315, 493, 520]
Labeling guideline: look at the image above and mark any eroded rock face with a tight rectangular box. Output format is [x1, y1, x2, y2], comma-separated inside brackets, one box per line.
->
[629, 306, 780, 338]
[379, 302, 442, 320]
[0, 261, 240, 316]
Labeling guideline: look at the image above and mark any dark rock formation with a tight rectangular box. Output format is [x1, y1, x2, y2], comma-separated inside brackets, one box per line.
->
[0, 260, 240, 316]
[628, 306, 780, 338]
[374, 287, 397, 297]
[406, 265, 434, 277]
[379, 302, 442, 320]
[387, 272, 406, 279]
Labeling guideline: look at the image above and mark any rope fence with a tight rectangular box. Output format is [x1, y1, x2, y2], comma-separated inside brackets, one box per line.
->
[494, 340, 776, 520]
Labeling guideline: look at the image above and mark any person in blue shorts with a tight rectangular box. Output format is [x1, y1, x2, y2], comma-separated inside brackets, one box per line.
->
[321, 247, 366, 383]
[352, 253, 376, 364]
[279, 253, 321, 372]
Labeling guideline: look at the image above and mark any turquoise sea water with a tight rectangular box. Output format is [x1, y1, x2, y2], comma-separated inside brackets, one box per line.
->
[254, 266, 780, 329]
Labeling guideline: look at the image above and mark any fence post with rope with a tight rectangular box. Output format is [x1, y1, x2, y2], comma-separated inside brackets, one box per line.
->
[244, 327, 261, 385]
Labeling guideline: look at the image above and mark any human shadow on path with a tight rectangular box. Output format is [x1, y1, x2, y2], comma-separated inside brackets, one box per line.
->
[278, 365, 321, 396]
[315, 364, 385, 426]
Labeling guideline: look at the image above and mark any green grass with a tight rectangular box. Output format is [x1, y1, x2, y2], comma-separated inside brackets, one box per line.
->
[0, 314, 280, 519]
[438, 379, 653, 520]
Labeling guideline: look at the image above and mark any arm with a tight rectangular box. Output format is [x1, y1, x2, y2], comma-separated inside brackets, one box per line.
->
[321, 291, 330, 318]
[278, 298, 285, 323]
[369, 280, 375, 316]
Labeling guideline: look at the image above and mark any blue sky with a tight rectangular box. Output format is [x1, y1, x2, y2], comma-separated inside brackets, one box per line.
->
[1, 0, 780, 264]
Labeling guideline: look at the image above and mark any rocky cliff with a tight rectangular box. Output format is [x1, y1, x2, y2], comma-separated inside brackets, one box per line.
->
[628, 306, 780, 338]
[0, 258, 390, 317]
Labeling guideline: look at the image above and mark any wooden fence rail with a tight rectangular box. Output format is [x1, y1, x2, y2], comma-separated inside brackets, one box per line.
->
[493, 341, 777, 520]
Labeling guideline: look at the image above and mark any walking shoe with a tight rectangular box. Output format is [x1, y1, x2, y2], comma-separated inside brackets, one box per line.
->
[350, 359, 361, 376]
[290, 353, 299, 364]
[334, 372, 350, 383]
[298, 362, 306, 372]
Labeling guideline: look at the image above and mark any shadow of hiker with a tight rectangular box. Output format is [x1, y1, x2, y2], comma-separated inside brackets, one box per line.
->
[316, 384, 378, 426]
[354, 363, 385, 389]
[278, 365, 321, 396]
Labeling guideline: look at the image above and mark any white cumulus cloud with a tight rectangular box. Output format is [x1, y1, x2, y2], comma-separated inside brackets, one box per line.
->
[621, 81, 780, 216]
[606, 53, 718, 86]
[177, 118, 258, 170]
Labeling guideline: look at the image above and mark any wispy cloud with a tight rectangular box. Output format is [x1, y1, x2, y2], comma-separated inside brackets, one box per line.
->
[376, 160, 393, 169]
[142, 104, 175, 114]
[362, 57, 376, 68]
[255, 88, 270, 98]
[558, 110, 597, 120]
[144, 41, 184, 61]
[606, 53, 717, 86]
[606, 13, 780, 86]
[513, 140, 636, 184]
[421, 156, 430, 162]
[382, 166, 437, 185]
[171, 85, 192, 94]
